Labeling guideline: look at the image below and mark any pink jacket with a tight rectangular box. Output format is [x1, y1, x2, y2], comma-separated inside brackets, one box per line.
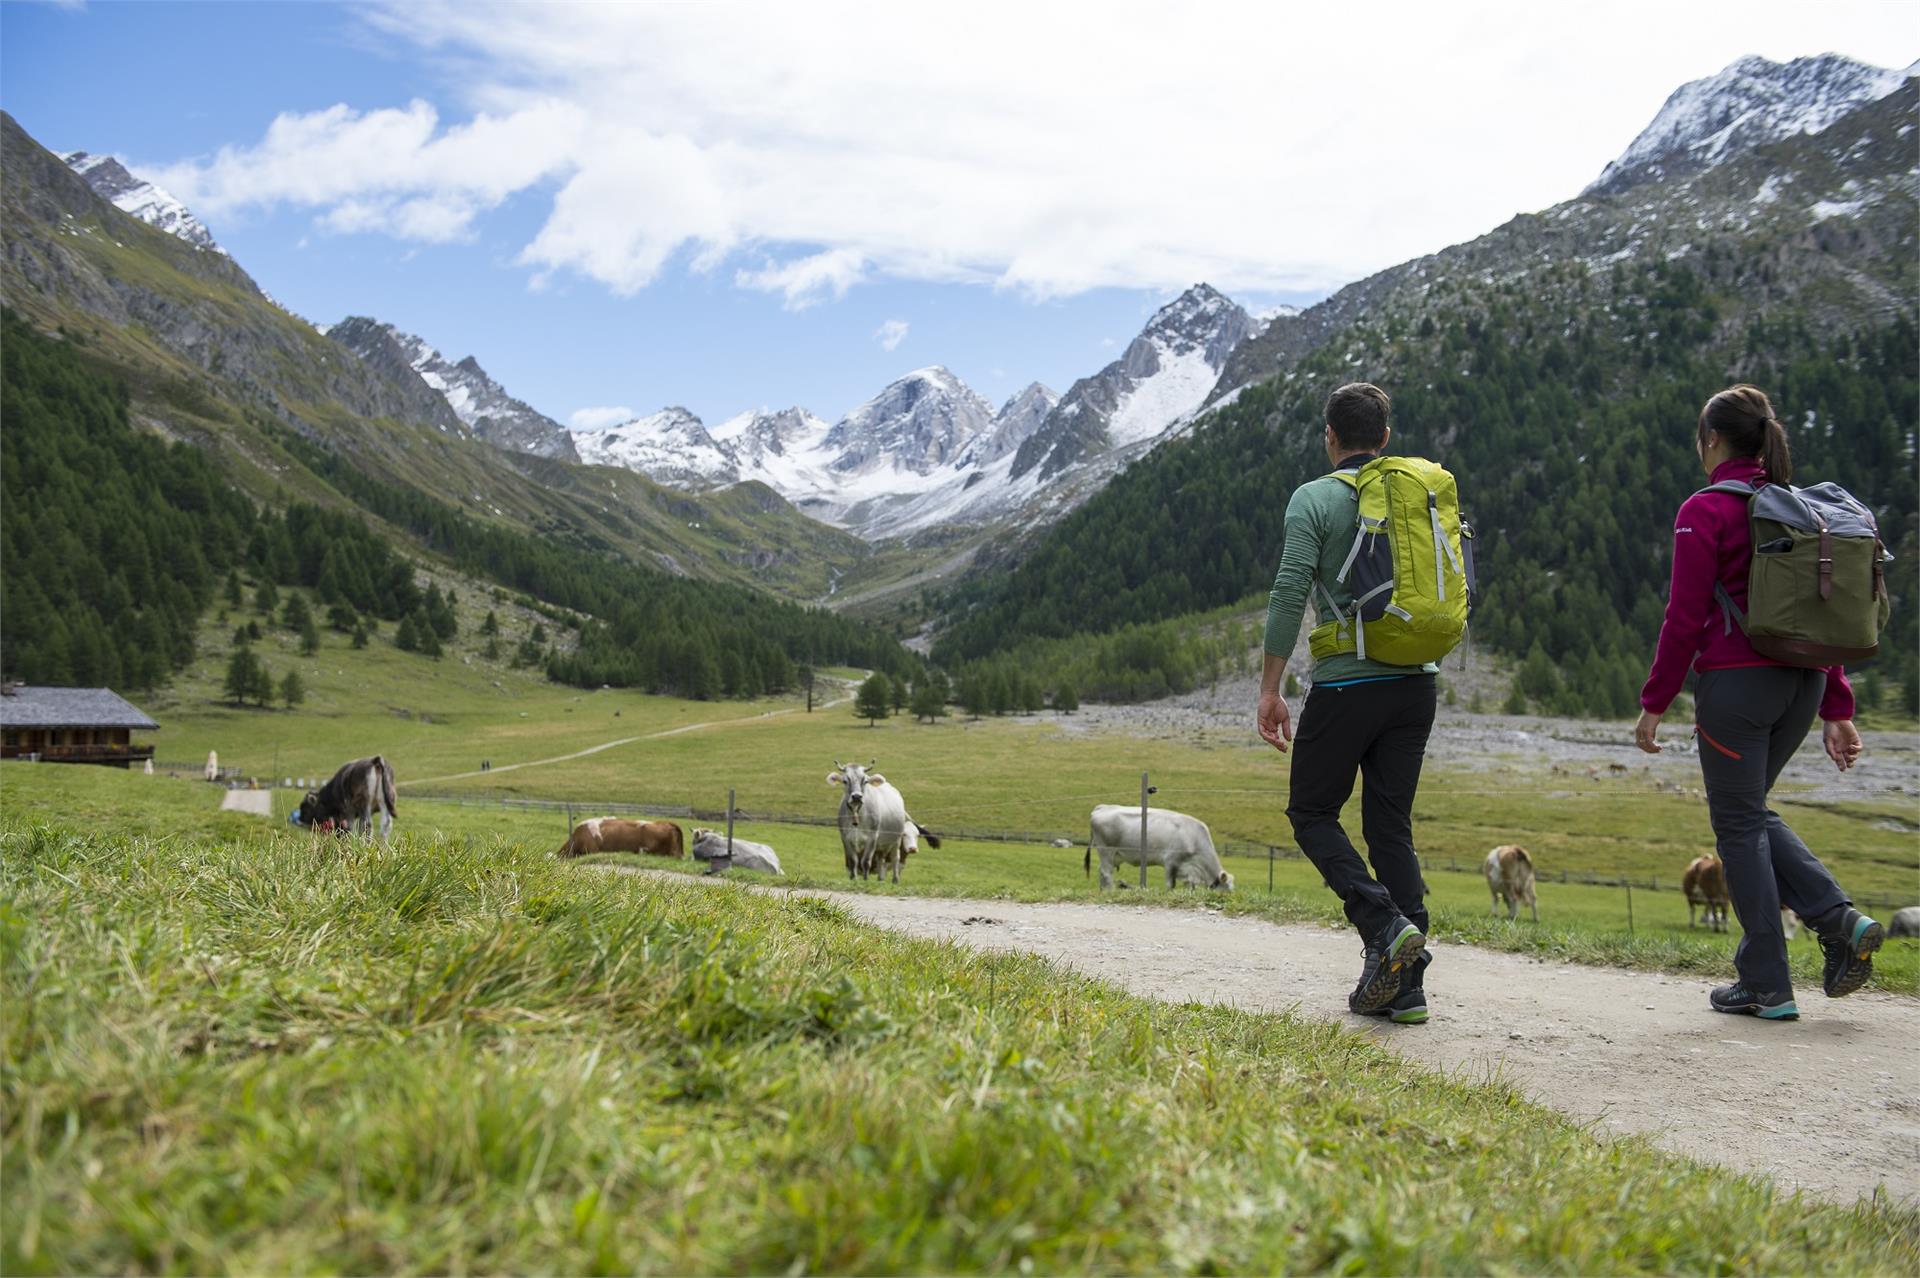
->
[1640, 457, 1854, 721]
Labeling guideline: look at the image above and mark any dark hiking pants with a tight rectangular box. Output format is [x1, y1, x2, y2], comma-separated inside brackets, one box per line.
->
[1286, 676, 1436, 944]
[1695, 666, 1851, 993]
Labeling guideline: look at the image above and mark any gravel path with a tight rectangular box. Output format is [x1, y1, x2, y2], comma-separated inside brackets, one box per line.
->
[648, 872, 1920, 1205]
[217, 789, 273, 816]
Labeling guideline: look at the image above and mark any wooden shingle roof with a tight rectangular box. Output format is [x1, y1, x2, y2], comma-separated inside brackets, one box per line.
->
[0, 686, 159, 730]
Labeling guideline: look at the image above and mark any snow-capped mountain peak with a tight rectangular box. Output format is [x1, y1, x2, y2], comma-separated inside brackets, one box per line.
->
[1011, 283, 1254, 480]
[62, 150, 225, 254]
[574, 407, 740, 488]
[328, 316, 579, 461]
[957, 382, 1061, 467]
[1587, 52, 1915, 195]
[824, 365, 998, 475]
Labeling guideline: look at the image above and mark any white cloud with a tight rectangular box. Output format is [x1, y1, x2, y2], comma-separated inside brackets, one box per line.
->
[873, 319, 909, 352]
[735, 247, 867, 309]
[567, 405, 635, 431]
[148, 1, 1916, 297]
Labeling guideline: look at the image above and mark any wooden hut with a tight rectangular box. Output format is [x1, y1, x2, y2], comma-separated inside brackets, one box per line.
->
[0, 684, 158, 767]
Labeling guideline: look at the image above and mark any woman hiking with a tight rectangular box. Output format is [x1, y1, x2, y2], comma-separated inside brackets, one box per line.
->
[1634, 384, 1884, 1020]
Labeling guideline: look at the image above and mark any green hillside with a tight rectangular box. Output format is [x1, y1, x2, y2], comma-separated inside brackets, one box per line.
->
[0, 111, 871, 605]
[0, 313, 915, 696]
[937, 86, 1919, 712]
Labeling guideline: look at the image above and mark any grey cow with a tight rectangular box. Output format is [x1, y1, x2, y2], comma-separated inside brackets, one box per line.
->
[1084, 804, 1234, 891]
[689, 828, 784, 875]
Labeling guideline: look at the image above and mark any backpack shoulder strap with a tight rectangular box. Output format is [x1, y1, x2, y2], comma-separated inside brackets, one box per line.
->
[1698, 480, 1759, 498]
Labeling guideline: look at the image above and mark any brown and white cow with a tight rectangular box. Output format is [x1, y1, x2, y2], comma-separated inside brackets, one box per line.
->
[1683, 854, 1729, 932]
[294, 755, 398, 843]
[1484, 844, 1538, 922]
[556, 818, 685, 860]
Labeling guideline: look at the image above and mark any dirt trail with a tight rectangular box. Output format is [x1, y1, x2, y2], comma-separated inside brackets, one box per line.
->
[650, 875, 1920, 1204]
[217, 789, 273, 816]
[400, 687, 857, 789]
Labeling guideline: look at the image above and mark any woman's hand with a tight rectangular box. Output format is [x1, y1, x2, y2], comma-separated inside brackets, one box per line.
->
[1823, 719, 1863, 772]
[1634, 710, 1663, 754]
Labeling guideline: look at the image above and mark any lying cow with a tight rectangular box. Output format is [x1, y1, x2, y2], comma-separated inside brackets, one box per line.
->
[556, 818, 684, 860]
[1484, 845, 1538, 922]
[1887, 906, 1920, 938]
[689, 828, 784, 875]
[829, 760, 929, 883]
[1084, 804, 1233, 891]
[1683, 854, 1729, 932]
[293, 755, 397, 843]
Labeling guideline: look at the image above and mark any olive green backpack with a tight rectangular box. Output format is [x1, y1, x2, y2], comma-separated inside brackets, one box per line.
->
[1704, 479, 1892, 665]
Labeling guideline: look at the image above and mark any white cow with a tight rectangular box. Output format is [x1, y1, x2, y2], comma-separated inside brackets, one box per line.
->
[829, 760, 911, 882]
[689, 828, 784, 875]
[1084, 804, 1234, 891]
[1889, 906, 1920, 938]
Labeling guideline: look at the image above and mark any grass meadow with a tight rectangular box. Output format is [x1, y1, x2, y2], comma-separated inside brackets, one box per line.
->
[5, 797, 1919, 1274]
[7, 764, 1916, 996]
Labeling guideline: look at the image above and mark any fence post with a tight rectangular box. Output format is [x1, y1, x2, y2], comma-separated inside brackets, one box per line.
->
[1268, 846, 1275, 894]
[726, 789, 736, 860]
[1625, 881, 1634, 934]
[1139, 773, 1150, 889]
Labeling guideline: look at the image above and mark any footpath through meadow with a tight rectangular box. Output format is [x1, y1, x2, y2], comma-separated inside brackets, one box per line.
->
[645, 874, 1919, 1205]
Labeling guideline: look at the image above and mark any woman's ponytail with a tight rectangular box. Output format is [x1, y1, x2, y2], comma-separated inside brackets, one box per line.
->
[1699, 384, 1793, 485]
[1759, 415, 1792, 485]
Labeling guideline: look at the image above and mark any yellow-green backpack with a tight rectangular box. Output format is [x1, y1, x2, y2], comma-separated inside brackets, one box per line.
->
[1309, 456, 1475, 666]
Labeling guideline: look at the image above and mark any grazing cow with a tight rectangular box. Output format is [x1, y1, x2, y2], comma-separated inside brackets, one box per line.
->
[1683, 854, 1730, 932]
[1084, 805, 1234, 891]
[689, 828, 784, 875]
[1888, 906, 1920, 938]
[829, 760, 915, 882]
[1483, 845, 1539, 922]
[556, 818, 685, 860]
[294, 755, 397, 843]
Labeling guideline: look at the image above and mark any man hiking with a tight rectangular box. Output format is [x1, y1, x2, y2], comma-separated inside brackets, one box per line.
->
[1258, 382, 1468, 1024]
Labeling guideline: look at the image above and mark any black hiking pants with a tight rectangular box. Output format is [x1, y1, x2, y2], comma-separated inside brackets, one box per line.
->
[1694, 666, 1850, 993]
[1286, 676, 1436, 944]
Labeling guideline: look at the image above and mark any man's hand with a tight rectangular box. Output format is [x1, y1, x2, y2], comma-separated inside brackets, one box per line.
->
[1823, 719, 1863, 772]
[1258, 690, 1294, 753]
[1634, 710, 1663, 754]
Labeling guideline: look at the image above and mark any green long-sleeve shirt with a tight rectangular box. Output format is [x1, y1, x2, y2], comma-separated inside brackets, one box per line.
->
[1262, 466, 1439, 684]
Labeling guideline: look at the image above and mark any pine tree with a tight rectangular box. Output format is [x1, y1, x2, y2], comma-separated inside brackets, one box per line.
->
[889, 674, 910, 714]
[249, 662, 275, 707]
[299, 615, 320, 656]
[910, 675, 948, 723]
[253, 580, 279, 614]
[280, 670, 306, 709]
[351, 622, 370, 650]
[1053, 681, 1079, 713]
[223, 648, 258, 706]
[224, 569, 243, 608]
[481, 610, 500, 637]
[395, 613, 420, 652]
[855, 673, 891, 726]
[483, 636, 502, 662]
[1018, 676, 1044, 715]
[281, 593, 311, 632]
[1503, 684, 1529, 715]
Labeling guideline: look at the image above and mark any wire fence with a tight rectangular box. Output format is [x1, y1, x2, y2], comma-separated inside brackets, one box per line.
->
[397, 784, 1914, 915]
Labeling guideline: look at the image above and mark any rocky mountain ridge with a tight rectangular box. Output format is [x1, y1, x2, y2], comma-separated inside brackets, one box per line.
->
[1587, 52, 1914, 196]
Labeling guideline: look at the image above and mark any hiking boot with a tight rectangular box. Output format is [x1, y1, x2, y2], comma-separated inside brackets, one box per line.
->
[1349, 917, 1426, 1015]
[1709, 983, 1799, 1020]
[1360, 987, 1430, 1024]
[1816, 908, 1883, 999]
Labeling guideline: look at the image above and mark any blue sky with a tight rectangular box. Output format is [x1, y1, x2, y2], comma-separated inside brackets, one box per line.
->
[3, 2, 1909, 427]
